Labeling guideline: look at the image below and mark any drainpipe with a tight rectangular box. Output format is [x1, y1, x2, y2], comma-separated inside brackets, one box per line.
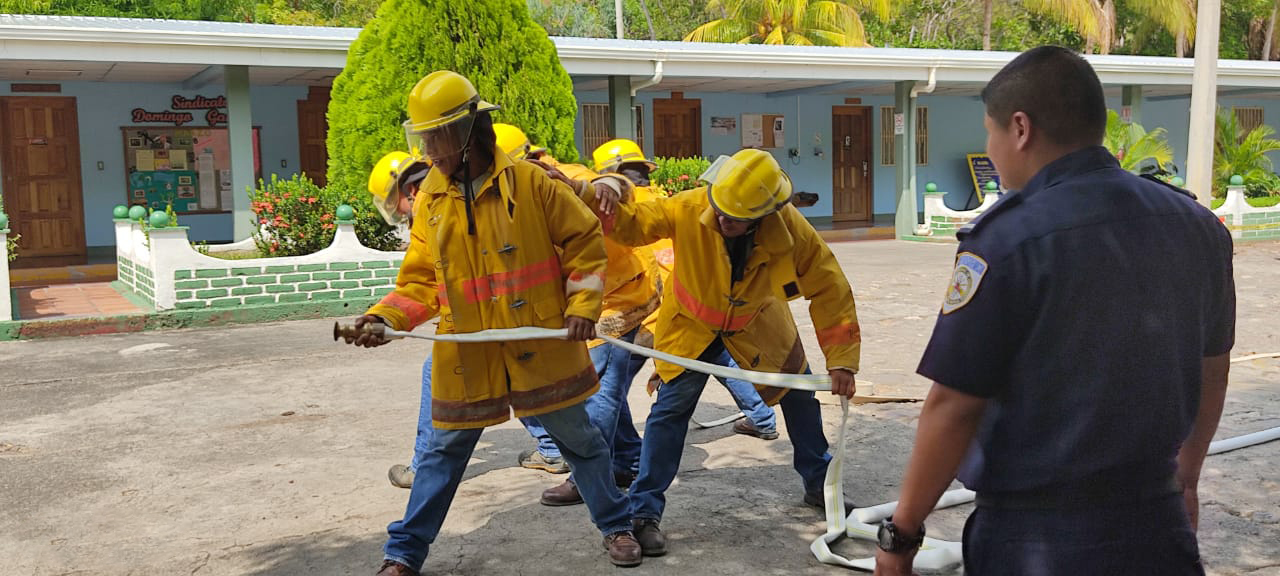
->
[631, 58, 665, 97]
[910, 65, 938, 99]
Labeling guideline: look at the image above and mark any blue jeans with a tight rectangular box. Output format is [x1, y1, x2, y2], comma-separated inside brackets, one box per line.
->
[629, 338, 832, 521]
[409, 357, 433, 472]
[384, 401, 632, 571]
[714, 350, 777, 432]
[523, 329, 645, 476]
[518, 418, 562, 460]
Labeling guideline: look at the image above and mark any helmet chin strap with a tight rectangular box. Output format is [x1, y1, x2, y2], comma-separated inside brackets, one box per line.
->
[450, 101, 481, 235]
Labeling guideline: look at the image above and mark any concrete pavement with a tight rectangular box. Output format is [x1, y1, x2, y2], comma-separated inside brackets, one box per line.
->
[1, 239, 1277, 575]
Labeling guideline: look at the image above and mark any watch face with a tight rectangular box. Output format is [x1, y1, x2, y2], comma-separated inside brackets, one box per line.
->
[877, 523, 895, 550]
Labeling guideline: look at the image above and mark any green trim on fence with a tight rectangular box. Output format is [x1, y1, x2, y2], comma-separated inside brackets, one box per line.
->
[0, 297, 382, 341]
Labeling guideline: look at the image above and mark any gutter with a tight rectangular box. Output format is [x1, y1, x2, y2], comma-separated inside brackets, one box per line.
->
[631, 58, 665, 96]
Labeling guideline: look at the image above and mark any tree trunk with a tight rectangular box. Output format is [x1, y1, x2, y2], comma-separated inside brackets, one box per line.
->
[983, 0, 993, 50]
[1100, 0, 1115, 55]
[1177, 29, 1186, 58]
[1264, 3, 1277, 61]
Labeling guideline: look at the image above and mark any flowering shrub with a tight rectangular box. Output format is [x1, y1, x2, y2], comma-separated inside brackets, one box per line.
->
[651, 156, 711, 196]
[1, 196, 16, 261]
[249, 174, 401, 257]
[250, 174, 331, 257]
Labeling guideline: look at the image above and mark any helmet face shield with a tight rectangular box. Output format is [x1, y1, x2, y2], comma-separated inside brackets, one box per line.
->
[405, 116, 472, 171]
[373, 176, 406, 226]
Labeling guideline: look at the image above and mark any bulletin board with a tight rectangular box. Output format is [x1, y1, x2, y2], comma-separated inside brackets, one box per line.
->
[741, 114, 786, 149]
[121, 126, 262, 214]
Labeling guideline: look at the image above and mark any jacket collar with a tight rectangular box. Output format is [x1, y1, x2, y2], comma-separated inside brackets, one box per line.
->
[1019, 145, 1119, 200]
[423, 143, 514, 201]
[697, 192, 795, 265]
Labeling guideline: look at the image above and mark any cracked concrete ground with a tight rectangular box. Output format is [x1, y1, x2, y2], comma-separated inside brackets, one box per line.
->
[1, 240, 1277, 576]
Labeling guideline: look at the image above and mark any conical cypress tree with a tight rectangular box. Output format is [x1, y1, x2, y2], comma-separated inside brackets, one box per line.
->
[325, 0, 580, 201]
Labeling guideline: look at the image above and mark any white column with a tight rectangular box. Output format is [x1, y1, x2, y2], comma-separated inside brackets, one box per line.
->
[225, 65, 256, 240]
[1186, 0, 1221, 208]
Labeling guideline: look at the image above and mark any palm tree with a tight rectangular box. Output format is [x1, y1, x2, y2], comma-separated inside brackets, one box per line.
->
[684, 0, 891, 47]
[1084, 0, 1195, 55]
[1102, 109, 1174, 173]
[981, 0, 1102, 51]
[1214, 107, 1280, 196]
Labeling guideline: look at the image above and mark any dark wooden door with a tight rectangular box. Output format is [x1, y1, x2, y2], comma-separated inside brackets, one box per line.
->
[831, 106, 872, 222]
[297, 86, 330, 186]
[652, 93, 701, 158]
[0, 96, 86, 265]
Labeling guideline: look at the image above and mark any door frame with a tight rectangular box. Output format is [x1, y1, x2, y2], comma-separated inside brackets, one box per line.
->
[0, 95, 87, 266]
[831, 105, 873, 223]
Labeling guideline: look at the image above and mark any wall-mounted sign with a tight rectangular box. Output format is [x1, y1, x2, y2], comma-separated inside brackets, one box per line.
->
[966, 153, 1001, 203]
[171, 95, 226, 110]
[131, 94, 227, 126]
[132, 109, 195, 126]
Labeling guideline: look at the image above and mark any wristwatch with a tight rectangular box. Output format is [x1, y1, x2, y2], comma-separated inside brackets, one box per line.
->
[877, 517, 925, 553]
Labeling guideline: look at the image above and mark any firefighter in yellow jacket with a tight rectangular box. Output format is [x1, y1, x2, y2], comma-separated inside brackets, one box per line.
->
[584, 148, 861, 558]
[339, 71, 643, 574]
[493, 125, 656, 507]
[591, 139, 784, 443]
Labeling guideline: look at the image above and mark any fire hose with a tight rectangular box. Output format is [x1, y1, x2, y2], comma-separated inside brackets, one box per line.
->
[334, 323, 1280, 572]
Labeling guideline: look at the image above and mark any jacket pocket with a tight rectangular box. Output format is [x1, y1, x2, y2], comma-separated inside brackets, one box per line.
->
[532, 296, 565, 328]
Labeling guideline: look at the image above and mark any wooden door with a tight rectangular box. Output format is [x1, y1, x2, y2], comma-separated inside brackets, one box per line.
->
[652, 93, 701, 158]
[0, 96, 86, 266]
[831, 106, 872, 222]
[297, 86, 330, 186]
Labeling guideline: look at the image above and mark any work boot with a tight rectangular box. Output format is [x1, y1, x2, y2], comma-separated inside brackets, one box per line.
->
[631, 518, 667, 557]
[603, 531, 643, 567]
[540, 479, 584, 506]
[804, 490, 857, 516]
[732, 419, 779, 440]
[376, 560, 418, 576]
[387, 464, 414, 489]
[518, 448, 569, 474]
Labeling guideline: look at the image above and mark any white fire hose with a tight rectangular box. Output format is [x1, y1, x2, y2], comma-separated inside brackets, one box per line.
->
[337, 323, 1280, 573]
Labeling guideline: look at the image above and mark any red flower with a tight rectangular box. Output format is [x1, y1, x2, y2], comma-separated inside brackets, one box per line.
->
[322, 223, 334, 230]
[680, 174, 690, 180]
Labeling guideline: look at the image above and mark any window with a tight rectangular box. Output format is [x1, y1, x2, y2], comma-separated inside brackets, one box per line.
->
[879, 106, 928, 166]
[1234, 107, 1264, 141]
[916, 107, 929, 165]
[581, 103, 645, 154]
[880, 107, 895, 166]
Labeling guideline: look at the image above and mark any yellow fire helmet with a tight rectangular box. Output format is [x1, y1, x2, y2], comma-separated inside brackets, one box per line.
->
[368, 150, 430, 225]
[403, 70, 500, 159]
[493, 123, 548, 160]
[592, 138, 657, 174]
[703, 148, 793, 221]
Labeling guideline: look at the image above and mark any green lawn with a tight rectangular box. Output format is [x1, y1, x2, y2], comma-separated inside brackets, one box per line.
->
[1211, 196, 1280, 210]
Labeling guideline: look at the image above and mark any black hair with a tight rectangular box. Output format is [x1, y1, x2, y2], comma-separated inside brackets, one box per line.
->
[980, 45, 1106, 148]
[470, 110, 497, 155]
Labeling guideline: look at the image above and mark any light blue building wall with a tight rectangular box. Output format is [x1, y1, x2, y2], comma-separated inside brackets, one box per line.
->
[0, 81, 306, 247]
[574, 88, 1280, 219]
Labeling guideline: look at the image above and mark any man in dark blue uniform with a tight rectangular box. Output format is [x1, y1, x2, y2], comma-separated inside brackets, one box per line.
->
[873, 46, 1236, 576]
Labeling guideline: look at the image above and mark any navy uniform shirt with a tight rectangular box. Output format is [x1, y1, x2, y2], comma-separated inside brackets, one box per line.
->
[918, 146, 1236, 493]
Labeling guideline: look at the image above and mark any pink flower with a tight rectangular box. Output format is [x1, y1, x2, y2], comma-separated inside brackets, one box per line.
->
[680, 174, 689, 180]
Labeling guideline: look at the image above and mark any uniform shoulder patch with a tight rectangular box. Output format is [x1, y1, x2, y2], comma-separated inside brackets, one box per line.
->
[941, 252, 988, 315]
[1139, 173, 1196, 200]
